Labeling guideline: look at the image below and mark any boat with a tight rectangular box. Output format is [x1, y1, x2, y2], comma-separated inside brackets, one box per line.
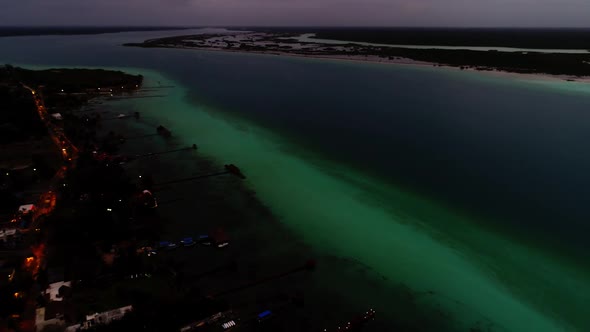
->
[224, 164, 246, 179]
[198, 234, 212, 246]
[181, 237, 196, 247]
[156, 125, 172, 138]
[158, 241, 177, 250]
[211, 228, 230, 248]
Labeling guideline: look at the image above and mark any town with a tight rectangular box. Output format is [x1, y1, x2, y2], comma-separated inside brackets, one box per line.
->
[0, 65, 376, 332]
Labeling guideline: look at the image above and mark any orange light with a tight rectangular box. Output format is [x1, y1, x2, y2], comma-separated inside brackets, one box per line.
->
[26, 257, 34, 263]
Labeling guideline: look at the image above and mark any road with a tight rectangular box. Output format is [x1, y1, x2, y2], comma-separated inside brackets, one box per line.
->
[24, 85, 79, 160]
[17, 84, 80, 332]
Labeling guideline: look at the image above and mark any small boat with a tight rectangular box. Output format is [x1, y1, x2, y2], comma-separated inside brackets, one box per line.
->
[158, 241, 178, 250]
[156, 125, 172, 138]
[180, 237, 195, 247]
[198, 234, 212, 246]
[224, 164, 246, 179]
[211, 228, 230, 248]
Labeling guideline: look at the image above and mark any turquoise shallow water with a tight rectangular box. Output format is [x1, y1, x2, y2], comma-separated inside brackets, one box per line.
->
[124, 71, 590, 332]
[2, 30, 590, 331]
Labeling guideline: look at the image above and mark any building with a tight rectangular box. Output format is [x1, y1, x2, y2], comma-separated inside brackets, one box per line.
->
[35, 281, 74, 330]
[18, 204, 35, 214]
[65, 305, 133, 331]
[0, 227, 19, 247]
[45, 280, 72, 302]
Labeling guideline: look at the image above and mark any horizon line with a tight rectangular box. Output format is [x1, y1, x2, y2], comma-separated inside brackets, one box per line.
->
[2, 25, 590, 29]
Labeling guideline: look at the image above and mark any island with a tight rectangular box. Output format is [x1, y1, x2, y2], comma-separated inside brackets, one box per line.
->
[124, 29, 590, 78]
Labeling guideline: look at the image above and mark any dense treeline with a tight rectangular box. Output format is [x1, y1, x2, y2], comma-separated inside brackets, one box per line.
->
[257, 27, 590, 50]
[366, 46, 590, 76]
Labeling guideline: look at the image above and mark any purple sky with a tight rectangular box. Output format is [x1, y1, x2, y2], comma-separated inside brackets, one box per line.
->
[2, 0, 589, 27]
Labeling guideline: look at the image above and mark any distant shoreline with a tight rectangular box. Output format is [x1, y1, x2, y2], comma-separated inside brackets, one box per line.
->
[123, 30, 590, 80]
[0, 26, 193, 38]
[125, 43, 590, 84]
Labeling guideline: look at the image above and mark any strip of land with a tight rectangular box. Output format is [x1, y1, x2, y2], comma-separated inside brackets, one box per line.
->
[124, 31, 590, 79]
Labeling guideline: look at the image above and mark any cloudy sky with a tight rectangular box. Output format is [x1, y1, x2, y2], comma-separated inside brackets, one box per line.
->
[1, 0, 589, 27]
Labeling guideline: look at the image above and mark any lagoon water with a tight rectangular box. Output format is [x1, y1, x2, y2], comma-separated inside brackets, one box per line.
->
[2, 30, 590, 331]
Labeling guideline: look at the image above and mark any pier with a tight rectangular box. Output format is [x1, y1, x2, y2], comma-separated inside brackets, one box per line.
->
[210, 260, 316, 298]
[155, 164, 246, 187]
[132, 145, 198, 160]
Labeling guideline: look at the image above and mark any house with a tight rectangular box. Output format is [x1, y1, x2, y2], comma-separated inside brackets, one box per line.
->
[45, 280, 72, 302]
[18, 204, 35, 214]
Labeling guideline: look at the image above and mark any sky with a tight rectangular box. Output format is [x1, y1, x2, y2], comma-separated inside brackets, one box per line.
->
[1, 0, 589, 27]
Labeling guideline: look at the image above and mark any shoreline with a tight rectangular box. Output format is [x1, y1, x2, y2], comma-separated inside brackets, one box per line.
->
[91, 78, 458, 331]
[124, 44, 590, 84]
